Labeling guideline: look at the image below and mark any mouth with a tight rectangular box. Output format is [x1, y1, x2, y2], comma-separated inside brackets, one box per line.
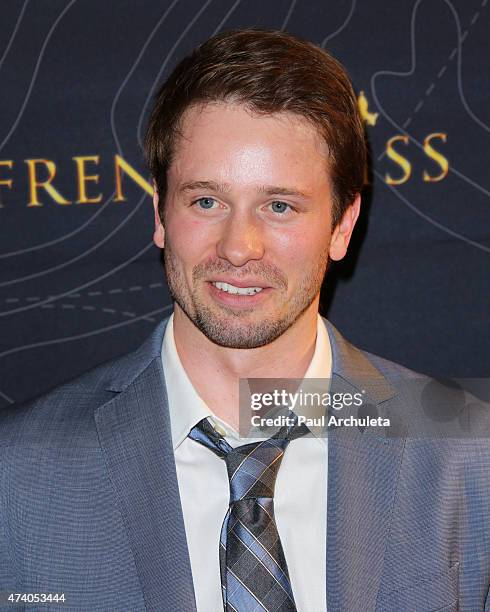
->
[211, 281, 264, 296]
[206, 280, 272, 308]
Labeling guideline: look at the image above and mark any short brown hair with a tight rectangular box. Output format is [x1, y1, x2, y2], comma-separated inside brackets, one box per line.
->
[145, 28, 366, 227]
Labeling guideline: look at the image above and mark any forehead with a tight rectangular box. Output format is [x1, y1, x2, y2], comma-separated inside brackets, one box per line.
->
[169, 102, 331, 190]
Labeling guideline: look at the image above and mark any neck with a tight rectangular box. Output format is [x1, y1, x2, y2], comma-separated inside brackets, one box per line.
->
[172, 301, 319, 431]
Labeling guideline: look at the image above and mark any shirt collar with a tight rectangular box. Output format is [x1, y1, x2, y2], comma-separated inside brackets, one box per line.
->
[292, 313, 332, 440]
[162, 314, 212, 450]
[162, 313, 332, 450]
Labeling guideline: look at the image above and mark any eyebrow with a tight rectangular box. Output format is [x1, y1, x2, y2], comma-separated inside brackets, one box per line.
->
[178, 180, 311, 198]
[179, 180, 229, 193]
[259, 185, 312, 198]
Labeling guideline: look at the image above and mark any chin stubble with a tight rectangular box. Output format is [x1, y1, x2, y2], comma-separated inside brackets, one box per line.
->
[164, 244, 329, 349]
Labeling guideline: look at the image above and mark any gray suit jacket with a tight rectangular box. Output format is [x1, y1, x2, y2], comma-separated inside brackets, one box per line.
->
[1, 317, 489, 611]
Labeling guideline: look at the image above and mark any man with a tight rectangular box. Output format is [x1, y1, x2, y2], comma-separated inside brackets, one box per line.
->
[1, 29, 489, 612]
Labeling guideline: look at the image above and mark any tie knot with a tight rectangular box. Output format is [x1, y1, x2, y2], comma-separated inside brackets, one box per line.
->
[225, 438, 288, 502]
[188, 417, 308, 503]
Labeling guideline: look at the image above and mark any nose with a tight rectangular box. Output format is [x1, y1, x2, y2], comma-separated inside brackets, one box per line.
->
[216, 210, 265, 267]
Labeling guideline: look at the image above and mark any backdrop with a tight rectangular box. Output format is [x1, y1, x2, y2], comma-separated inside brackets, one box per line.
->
[1, 0, 489, 408]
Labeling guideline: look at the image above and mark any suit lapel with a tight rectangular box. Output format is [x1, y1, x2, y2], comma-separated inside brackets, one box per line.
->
[94, 319, 197, 612]
[323, 320, 406, 610]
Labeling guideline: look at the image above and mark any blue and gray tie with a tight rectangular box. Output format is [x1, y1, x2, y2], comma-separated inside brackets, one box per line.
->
[189, 417, 305, 611]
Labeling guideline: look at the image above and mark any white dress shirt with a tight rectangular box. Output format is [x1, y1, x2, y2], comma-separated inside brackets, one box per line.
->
[162, 314, 331, 611]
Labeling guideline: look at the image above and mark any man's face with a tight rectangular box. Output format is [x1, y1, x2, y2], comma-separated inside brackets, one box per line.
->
[153, 102, 359, 348]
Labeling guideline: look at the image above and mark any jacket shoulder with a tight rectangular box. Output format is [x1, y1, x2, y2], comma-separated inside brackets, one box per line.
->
[0, 319, 168, 450]
[0, 355, 122, 450]
[361, 349, 490, 451]
[361, 349, 427, 382]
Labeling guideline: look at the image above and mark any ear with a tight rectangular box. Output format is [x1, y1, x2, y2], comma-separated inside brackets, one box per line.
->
[329, 193, 361, 261]
[152, 184, 165, 248]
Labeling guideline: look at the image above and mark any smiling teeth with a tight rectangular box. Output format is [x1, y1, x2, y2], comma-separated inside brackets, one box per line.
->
[213, 282, 263, 295]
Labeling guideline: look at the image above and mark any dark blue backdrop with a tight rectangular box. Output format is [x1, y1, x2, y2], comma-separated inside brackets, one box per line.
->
[1, 0, 489, 407]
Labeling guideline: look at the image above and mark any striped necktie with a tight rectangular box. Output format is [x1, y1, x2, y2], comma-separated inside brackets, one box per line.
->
[189, 416, 306, 612]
